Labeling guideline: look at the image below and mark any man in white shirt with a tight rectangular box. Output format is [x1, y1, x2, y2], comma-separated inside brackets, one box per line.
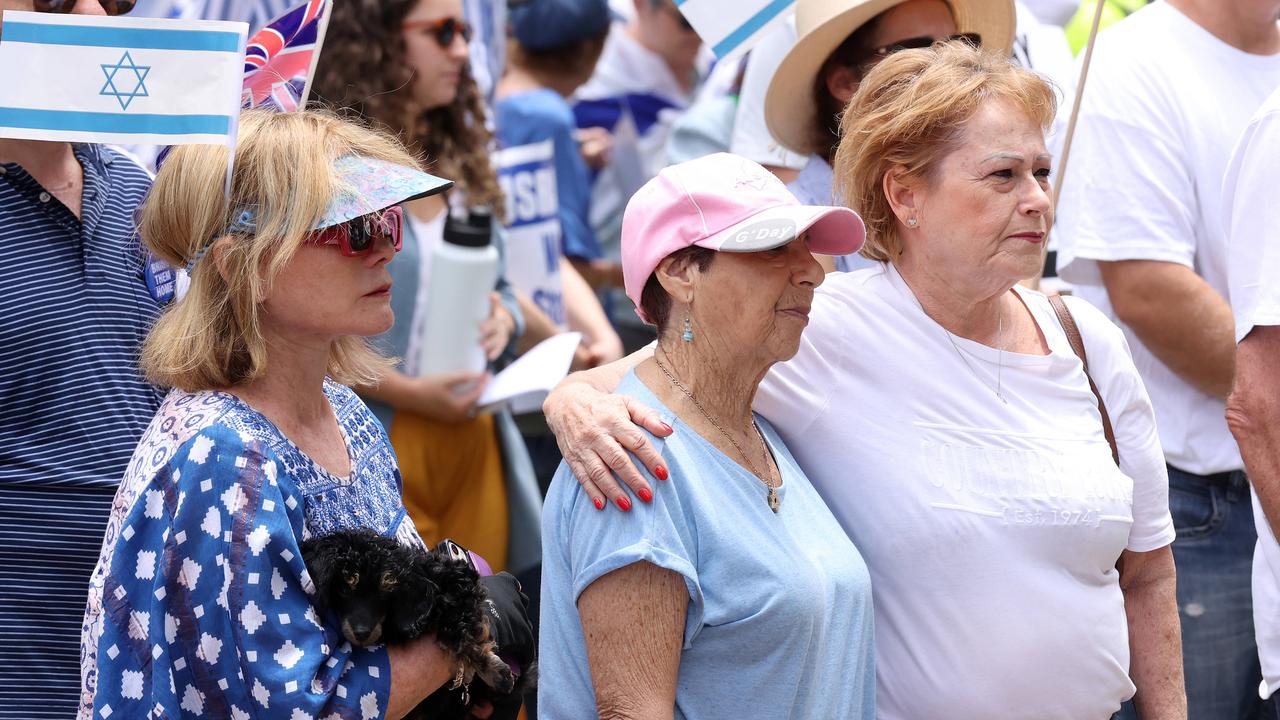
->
[1225, 84, 1280, 710]
[573, 0, 704, 350]
[1055, 1, 1280, 716]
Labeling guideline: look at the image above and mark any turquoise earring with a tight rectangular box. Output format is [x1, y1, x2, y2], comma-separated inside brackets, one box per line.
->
[682, 316, 694, 343]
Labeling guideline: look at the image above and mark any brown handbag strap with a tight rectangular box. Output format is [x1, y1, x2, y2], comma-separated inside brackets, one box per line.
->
[1048, 294, 1120, 466]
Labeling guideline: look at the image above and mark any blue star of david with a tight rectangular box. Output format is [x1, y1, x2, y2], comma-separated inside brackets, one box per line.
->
[100, 51, 151, 111]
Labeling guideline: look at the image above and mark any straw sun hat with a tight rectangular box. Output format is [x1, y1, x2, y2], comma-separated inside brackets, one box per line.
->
[764, 0, 1016, 156]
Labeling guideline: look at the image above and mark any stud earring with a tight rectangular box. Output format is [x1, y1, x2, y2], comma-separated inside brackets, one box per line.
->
[682, 316, 694, 343]
[907, 217, 918, 227]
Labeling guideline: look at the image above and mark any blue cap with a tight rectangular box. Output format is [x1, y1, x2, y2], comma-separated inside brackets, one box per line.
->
[509, 0, 612, 52]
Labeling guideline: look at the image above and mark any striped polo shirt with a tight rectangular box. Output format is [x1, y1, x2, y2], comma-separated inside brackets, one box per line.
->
[0, 144, 162, 719]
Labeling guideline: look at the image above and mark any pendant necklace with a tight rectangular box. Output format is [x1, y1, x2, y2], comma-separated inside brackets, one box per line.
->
[653, 351, 781, 512]
[917, 292, 1009, 405]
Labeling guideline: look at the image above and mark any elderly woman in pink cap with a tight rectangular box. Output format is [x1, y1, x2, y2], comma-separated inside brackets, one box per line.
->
[544, 44, 1184, 720]
[537, 152, 874, 718]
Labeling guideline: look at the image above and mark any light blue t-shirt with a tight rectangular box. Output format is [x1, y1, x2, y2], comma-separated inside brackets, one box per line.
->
[538, 370, 876, 719]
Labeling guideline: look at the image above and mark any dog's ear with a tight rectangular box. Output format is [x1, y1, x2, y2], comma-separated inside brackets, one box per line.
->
[379, 567, 403, 594]
[388, 568, 439, 639]
[300, 535, 352, 605]
[415, 577, 439, 615]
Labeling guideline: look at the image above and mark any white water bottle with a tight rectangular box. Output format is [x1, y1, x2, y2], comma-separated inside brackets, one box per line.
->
[417, 208, 500, 376]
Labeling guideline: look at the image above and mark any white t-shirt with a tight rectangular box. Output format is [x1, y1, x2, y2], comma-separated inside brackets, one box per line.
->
[1022, 0, 1081, 27]
[729, 18, 807, 171]
[402, 208, 448, 377]
[575, 24, 696, 233]
[1055, 1, 1280, 475]
[1222, 85, 1280, 701]
[754, 264, 1175, 720]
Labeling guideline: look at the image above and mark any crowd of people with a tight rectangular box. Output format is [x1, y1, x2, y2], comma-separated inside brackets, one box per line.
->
[3, 0, 1280, 718]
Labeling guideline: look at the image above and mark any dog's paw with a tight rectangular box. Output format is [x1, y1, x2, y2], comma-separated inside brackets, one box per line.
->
[477, 650, 516, 694]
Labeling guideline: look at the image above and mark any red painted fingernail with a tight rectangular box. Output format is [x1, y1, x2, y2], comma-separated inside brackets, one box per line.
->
[654, 465, 669, 481]
[659, 422, 673, 434]
[638, 487, 653, 503]
[615, 495, 632, 512]
[593, 497, 605, 511]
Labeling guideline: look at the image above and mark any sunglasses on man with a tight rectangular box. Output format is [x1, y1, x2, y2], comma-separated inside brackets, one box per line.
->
[33, 0, 136, 14]
[306, 206, 404, 257]
[401, 16, 472, 49]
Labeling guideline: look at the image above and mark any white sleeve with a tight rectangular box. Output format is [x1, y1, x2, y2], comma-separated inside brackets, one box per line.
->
[1224, 103, 1280, 341]
[1054, 49, 1196, 285]
[1065, 295, 1176, 552]
[729, 20, 806, 171]
[754, 283, 849, 434]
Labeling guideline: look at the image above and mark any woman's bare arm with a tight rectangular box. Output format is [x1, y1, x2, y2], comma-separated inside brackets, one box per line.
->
[1228, 326, 1280, 537]
[1118, 546, 1187, 719]
[515, 291, 564, 356]
[578, 562, 687, 719]
[570, 256, 626, 290]
[562, 257, 625, 365]
[386, 634, 456, 719]
[542, 346, 670, 510]
[356, 369, 488, 424]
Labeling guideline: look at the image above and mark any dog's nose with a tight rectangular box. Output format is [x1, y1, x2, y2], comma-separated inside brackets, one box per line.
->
[342, 620, 382, 646]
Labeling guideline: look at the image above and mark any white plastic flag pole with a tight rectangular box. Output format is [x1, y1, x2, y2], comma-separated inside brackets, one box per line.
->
[225, 30, 248, 204]
[298, 2, 332, 106]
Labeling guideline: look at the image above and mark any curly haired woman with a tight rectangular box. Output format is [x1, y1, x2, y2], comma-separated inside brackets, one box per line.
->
[312, 0, 540, 577]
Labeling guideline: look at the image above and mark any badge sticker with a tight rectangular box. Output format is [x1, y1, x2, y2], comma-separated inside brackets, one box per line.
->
[143, 254, 177, 305]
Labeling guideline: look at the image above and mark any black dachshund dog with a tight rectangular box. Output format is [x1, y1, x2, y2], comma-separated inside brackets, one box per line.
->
[301, 529, 516, 714]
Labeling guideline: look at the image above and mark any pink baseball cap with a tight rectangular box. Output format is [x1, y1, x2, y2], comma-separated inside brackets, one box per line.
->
[622, 153, 866, 323]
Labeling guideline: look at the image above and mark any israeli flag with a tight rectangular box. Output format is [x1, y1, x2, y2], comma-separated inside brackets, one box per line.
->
[675, 0, 794, 60]
[0, 10, 247, 146]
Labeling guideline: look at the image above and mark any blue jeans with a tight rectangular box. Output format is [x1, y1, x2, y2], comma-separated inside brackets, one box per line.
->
[1119, 466, 1274, 719]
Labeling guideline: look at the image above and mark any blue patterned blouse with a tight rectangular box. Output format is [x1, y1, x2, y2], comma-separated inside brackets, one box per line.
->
[80, 381, 422, 720]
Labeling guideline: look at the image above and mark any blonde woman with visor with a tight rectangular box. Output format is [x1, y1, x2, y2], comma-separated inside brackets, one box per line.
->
[79, 110, 528, 719]
[543, 44, 1186, 719]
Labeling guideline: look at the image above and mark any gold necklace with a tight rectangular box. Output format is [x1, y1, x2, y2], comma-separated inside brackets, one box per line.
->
[910, 286, 1009, 405]
[939, 303, 1008, 404]
[653, 351, 780, 513]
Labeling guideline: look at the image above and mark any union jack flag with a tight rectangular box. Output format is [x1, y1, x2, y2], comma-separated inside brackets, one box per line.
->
[242, 0, 329, 112]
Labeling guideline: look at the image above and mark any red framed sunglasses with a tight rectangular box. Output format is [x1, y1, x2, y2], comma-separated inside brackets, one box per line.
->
[33, 0, 136, 14]
[305, 206, 404, 257]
